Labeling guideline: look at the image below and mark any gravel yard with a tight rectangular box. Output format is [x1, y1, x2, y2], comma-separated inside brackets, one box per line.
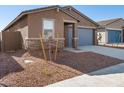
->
[0, 50, 123, 87]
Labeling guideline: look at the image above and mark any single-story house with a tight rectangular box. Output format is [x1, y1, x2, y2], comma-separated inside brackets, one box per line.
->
[97, 18, 124, 45]
[1, 6, 99, 51]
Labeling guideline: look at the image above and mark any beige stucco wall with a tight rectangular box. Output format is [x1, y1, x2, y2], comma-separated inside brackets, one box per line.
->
[18, 26, 28, 49]
[27, 9, 77, 38]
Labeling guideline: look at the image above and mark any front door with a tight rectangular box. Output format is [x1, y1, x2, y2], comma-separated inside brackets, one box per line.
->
[67, 27, 73, 47]
[64, 23, 74, 48]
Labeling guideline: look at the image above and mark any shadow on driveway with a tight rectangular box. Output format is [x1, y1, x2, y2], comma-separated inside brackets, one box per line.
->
[88, 63, 124, 76]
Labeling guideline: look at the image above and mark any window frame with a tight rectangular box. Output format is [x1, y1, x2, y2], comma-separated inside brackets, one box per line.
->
[42, 18, 55, 39]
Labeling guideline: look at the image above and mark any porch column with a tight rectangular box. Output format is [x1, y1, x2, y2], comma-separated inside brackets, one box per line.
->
[72, 23, 78, 48]
[123, 29, 124, 42]
[93, 29, 98, 45]
[64, 24, 68, 47]
[121, 27, 124, 43]
[105, 29, 108, 44]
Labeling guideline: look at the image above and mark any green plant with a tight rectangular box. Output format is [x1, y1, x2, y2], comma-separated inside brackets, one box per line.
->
[42, 68, 52, 77]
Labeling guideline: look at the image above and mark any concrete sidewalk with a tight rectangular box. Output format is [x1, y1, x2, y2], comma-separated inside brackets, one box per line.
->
[47, 63, 124, 87]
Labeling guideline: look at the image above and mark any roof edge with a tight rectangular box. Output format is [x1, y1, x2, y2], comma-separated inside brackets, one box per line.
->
[106, 18, 123, 26]
[97, 18, 123, 26]
[2, 5, 79, 31]
[62, 6, 100, 27]
[2, 6, 59, 31]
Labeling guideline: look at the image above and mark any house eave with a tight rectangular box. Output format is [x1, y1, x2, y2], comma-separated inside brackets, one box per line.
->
[106, 28, 122, 31]
[2, 6, 79, 32]
[62, 6, 100, 27]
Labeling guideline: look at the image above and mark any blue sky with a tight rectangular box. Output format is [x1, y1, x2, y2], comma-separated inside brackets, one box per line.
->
[0, 5, 124, 31]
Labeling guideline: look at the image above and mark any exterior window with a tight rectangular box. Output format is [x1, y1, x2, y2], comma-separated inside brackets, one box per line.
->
[43, 19, 54, 39]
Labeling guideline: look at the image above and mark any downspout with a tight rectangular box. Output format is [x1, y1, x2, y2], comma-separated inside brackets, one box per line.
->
[93, 28, 98, 45]
[122, 27, 124, 43]
[1, 31, 5, 52]
[73, 23, 78, 48]
[105, 28, 108, 44]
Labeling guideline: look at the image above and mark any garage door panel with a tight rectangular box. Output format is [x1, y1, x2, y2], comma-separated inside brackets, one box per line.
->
[78, 28, 93, 46]
[108, 30, 121, 43]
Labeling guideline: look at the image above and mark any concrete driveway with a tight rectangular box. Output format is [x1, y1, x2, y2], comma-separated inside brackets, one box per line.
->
[79, 46, 124, 60]
[47, 46, 124, 87]
[66, 46, 124, 60]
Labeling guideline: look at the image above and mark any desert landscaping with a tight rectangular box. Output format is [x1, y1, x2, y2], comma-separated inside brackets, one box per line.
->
[0, 49, 123, 87]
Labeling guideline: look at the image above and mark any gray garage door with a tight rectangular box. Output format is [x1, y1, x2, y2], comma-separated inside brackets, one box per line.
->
[78, 28, 93, 46]
[108, 30, 122, 43]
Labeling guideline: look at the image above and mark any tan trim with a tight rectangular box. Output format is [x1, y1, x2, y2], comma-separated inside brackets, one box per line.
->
[24, 8, 57, 15]
[25, 38, 65, 40]
[55, 38, 65, 40]
[63, 20, 77, 23]
[73, 37, 78, 39]
[106, 28, 122, 31]
[78, 26, 96, 29]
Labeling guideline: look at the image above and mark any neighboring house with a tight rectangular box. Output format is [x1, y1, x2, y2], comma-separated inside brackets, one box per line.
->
[2, 6, 99, 51]
[97, 18, 124, 45]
